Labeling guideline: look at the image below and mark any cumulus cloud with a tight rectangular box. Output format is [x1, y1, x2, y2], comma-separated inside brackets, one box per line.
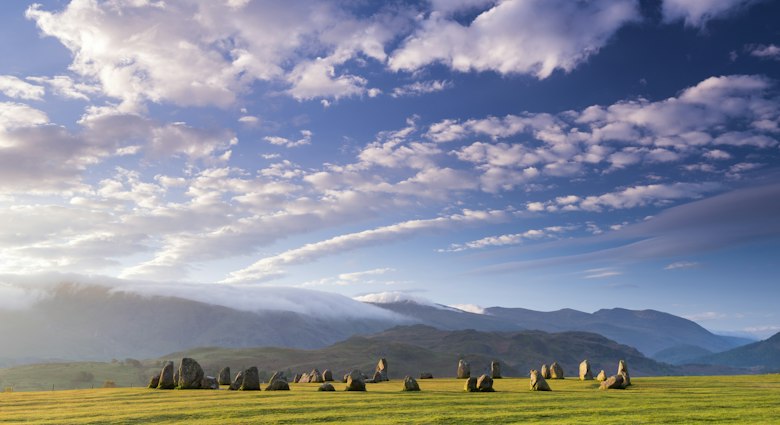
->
[440, 226, 569, 252]
[354, 291, 435, 306]
[264, 130, 312, 148]
[746, 44, 780, 60]
[448, 303, 486, 314]
[26, 75, 96, 100]
[662, 0, 764, 27]
[391, 80, 452, 98]
[389, 0, 639, 78]
[0, 75, 45, 100]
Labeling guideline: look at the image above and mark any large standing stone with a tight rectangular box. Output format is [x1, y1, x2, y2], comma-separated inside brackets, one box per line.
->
[375, 358, 389, 381]
[457, 359, 471, 379]
[345, 370, 366, 391]
[419, 372, 433, 379]
[157, 361, 175, 390]
[596, 370, 607, 381]
[529, 369, 551, 391]
[579, 360, 593, 380]
[178, 358, 205, 389]
[402, 376, 420, 391]
[541, 364, 551, 379]
[600, 374, 625, 390]
[490, 361, 502, 379]
[322, 369, 333, 382]
[464, 376, 478, 392]
[618, 360, 631, 386]
[218, 367, 231, 386]
[550, 362, 564, 379]
[148, 374, 160, 389]
[228, 370, 244, 390]
[476, 374, 495, 392]
[267, 371, 285, 384]
[318, 383, 335, 391]
[309, 368, 324, 383]
[201, 376, 219, 390]
[240, 367, 261, 391]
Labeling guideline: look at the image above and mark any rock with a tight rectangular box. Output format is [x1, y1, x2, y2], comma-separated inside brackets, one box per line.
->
[476, 374, 495, 392]
[148, 374, 160, 389]
[550, 362, 564, 379]
[529, 369, 551, 391]
[265, 378, 290, 391]
[240, 367, 261, 391]
[173, 371, 179, 386]
[402, 376, 420, 391]
[309, 369, 324, 383]
[375, 358, 389, 381]
[345, 370, 366, 391]
[157, 361, 175, 390]
[579, 360, 593, 380]
[299, 373, 310, 384]
[618, 360, 631, 386]
[372, 371, 384, 383]
[457, 359, 470, 379]
[464, 376, 478, 392]
[342, 373, 349, 383]
[600, 374, 625, 390]
[541, 364, 550, 379]
[218, 367, 231, 386]
[322, 369, 333, 382]
[596, 370, 607, 381]
[318, 383, 336, 391]
[201, 376, 219, 390]
[419, 372, 433, 379]
[228, 371, 244, 390]
[489, 361, 502, 379]
[293, 373, 302, 383]
[178, 358, 205, 389]
[267, 371, 286, 384]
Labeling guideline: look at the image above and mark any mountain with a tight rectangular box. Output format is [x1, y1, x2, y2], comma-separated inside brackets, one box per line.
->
[370, 302, 748, 358]
[689, 332, 780, 371]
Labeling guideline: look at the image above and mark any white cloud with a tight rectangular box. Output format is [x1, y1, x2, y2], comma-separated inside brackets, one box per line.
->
[449, 303, 486, 314]
[662, 0, 763, 27]
[0, 75, 45, 100]
[0, 102, 48, 130]
[441, 226, 567, 252]
[389, 0, 639, 78]
[264, 130, 312, 148]
[683, 311, 727, 321]
[26, 75, 96, 100]
[354, 291, 434, 306]
[583, 268, 622, 279]
[665, 261, 700, 270]
[747, 44, 780, 60]
[391, 80, 452, 98]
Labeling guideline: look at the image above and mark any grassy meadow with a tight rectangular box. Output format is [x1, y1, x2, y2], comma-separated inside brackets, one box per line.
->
[2, 375, 780, 424]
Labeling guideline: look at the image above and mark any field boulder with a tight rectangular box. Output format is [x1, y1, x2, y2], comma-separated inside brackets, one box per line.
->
[579, 360, 593, 380]
[318, 383, 336, 391]
[345, 370, 366, 391]
[201, 376, 219, 390]
[530, 369, 551, 391]
[600, 374, 625, 390]
[402, 376, 420, 391]
[457, 359, 470, 379]
[476, 374, 495, 392]
[265, 377, 290, 391]
[419, 372, 433, 379]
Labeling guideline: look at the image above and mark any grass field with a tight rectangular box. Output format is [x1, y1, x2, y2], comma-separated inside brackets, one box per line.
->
[2, 375, 779, 424]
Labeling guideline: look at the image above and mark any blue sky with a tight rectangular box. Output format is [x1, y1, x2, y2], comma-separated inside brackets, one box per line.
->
[0, 0, 779, 337]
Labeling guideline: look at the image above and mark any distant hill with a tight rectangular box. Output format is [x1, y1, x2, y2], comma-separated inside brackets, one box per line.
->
[653, 345, 714, 365]
[689, 332, 780, 372]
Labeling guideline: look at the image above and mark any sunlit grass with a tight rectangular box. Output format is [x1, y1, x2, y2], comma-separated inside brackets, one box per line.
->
[1, 375, 779, 424]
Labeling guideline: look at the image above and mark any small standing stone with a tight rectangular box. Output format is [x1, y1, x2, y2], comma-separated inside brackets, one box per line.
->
[457, 359, 471, 379]
[318, 383, 336, 391]
[157, 361, 175, 390]
[218, 367, 231, 386]
[148, 374, 160, 389]
[530, 369, 551, 391]
[375, 358, 389, 381]
[490, 361, 502, 379]
[600, 374, 625, 390]
[267, 371, 285, 384]
[299, 373, 310, 383]
[402, 376, 420, 391]
[322, 369, 333, 382]
[579, 360, 593, 380]
[464, 376, 478, 392]
[265, 377, 290, 391]
[228, 370, 244, 390]
[596, 370, 607, 381]
[550, 362, 564, 379]
[240, 367, 260, 391]
[293, 373, 302, 383]
[201, 376, 219, 390]
[618, 360, 631, 386]
[476, 374, 494, 392]
[541, 364, 550, 379]
[419, 372, 433, 379]
[309, 368, 324, 383]
[345, 370, 366, 391]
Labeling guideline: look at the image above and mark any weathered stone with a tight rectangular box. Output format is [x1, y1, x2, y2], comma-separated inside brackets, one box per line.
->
[371, 370, 384, 383]
[318, 383, 336, 391]
[600, 374, 625, 390]
[402, 376, 420, 391]
[148, 374, 160, 389]
[550, 362, 564, 379]
[618, 360, 631, 386]
[267, 371, 286, 384]
[541, 364, 550, 379]
[240, 367, 261, 391]
[178, 358, 205, 389]
[529, 369, 551, 391]
[457, 359, 471, 379]
[228, 370, 244, 390]
[293, 373, 302, 383]
[579, 360, 593, 380]
[309, 368, 324, 383]
[265, 378, 290, 391]
[218, 367, 231, 386]
[173, 371, 179, 386]
[476, 374, 495, 392]
[201, 376, 219, 390]
[419, 372, 433, 379]
[596, 370, 607, 381]
[464, 376, 478, 392]
[345, 370, 366, 391]
[490, 361, 502, 379]
[299, 373, 310, 384]
[157, 361, 175, 390]
[342, 373, 349, 383]
[322, 369, 333, 382]
[375, 358, 389, 381]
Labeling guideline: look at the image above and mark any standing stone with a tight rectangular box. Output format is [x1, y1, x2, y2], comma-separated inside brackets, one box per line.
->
[318, 383, 336, 391]
[293, 373, 302, 383]
[375, 358, 389, 381]
[157, 361, 175, 389]
[322, 369, 333, 382]
[265, 376, 290, 391]
[476, 374, 495, 392]
[218, 367, 231, 386]
[618, 360, 631, 386]
[550, 362, 564, 379]
[299, 373, 310, 384]
[529, 369, 551, 391]
[201, 376, 219, 390]
[541, 364, 550, 379]
[419, 372, 433, 379]
[148, 374, 160, 389]
[457, 359, 471, 379]
[173, 371, 179, 386]
[309, 369, 324, 383]
[178, 358, 205, 389]
[579, 360, 593, 380]
[345, 370, 366, 391]
[596, 370, 607, 381]
[464, 376, 478, 392]
[402, 376, 420, 391]
[490, 361, 502, 379]
[267, 371, 285, 384]
[240, 367, 261, 391]
[600, 374, 625, 390]
[228, 370, 244, 390]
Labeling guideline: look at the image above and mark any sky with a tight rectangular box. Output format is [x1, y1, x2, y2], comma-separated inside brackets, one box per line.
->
[0, 0, 779, 338]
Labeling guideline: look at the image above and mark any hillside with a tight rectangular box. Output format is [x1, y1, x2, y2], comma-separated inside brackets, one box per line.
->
[690, 332, 780, 371]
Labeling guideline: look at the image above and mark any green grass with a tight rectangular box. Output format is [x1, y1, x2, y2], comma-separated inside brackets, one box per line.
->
[1, 375, 779, 424]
